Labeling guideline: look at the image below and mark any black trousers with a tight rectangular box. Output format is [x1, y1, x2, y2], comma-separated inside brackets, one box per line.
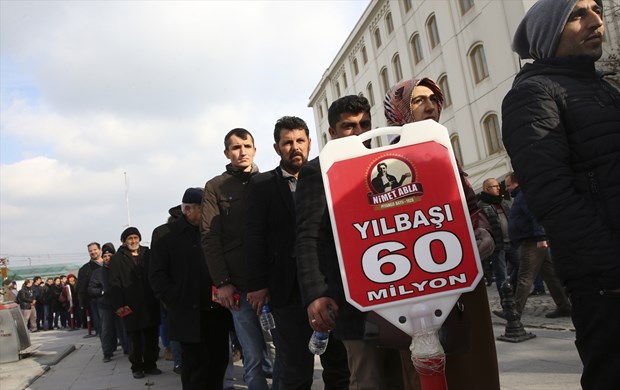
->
[571, 289, 620, 390]
[272, 304, 349, 390]
[127, 326, 159, 373]
[180, 307, 231, 390]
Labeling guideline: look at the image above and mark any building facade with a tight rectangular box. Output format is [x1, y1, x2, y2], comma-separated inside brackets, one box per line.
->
[308, 0, 619, 190]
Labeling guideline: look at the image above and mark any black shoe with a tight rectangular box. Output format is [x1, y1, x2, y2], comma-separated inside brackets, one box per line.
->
[145, 368, 162, 375]
[132, 371, 145, 379]
[545, 307, 571, 318]
[103, 356, 112, 363]
[492, 310, 507, 320]
[529, 289, 546, 296]
[173, 365, 182, 375]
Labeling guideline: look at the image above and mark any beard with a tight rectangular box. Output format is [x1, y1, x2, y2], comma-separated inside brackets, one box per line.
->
[282, 153, 307, 174]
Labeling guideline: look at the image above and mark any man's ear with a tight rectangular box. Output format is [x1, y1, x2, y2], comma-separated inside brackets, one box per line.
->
[224, 149, 230, 159]
[273, 143, 282, 157]
[328, 127, 336, 139]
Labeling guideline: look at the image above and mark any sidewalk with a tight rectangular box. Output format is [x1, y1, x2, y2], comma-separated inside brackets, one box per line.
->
[0, 285, 581, 390]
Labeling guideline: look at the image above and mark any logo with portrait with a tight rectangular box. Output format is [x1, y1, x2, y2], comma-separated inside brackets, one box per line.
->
[366, 156, 424, 210]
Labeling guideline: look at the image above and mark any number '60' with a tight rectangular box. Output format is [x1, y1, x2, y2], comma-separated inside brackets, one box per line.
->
[361, 231, 463, 283]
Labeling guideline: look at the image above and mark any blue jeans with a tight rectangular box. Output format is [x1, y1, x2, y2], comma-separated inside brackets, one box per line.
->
[89, 301, 101, 334]
[492, 243, 519, 301]
[230, 292, 269, 390]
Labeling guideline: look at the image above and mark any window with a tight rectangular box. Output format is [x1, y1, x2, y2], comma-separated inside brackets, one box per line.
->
[353, 58, 359, 75]
[459, 0, 475, 14]
[335, 82, 341, 98]
[343, 72, 348, 89]
[380, 67, 390, 95]
[470, 44, 489, 83]
[323, 98, 328, 116]
[318, 104, 324, 119]
[410, 33, 424, 64]
[404, 0, 412, 13]
[386, 12, 394, 34]
[322, 132, 328, 145]
[366, 82, 375, 107]
[392, 54, 403, 82]
[374, 28, 382, 48]
[483, 114, 502, 154]
[361, 46, 368, 64]
[427, 15, 440, 49]
[437, 74, 452, 107]
[451, 134, 464, 165]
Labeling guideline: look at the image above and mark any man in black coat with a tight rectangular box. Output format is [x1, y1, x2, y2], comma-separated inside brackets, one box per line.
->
[77, 242, 103, 334]
[296, 95, 406, 388]
[502, 1, 619, 388]
[245, 116, 349, 389]
[150, 188, 232, 389]
[109, 227, 161, 379]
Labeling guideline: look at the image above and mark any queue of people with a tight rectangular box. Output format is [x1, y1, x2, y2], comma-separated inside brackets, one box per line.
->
[3, 1, 617, 389]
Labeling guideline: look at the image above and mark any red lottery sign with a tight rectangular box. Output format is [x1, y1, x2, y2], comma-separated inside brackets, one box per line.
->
[320, 122, 482, 311]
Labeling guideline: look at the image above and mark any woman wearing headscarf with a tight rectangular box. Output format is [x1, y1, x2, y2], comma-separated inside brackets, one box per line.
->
[384, 78, 499, 390]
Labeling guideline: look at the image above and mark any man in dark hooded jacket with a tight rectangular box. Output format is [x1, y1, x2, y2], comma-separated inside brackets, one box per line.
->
[502, 1, 620, 388]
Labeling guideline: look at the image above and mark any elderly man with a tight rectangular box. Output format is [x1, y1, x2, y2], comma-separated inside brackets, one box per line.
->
[109, 227, 161, 379]
[477, 178, 519, 312]
[151, 187, 232, 389]
[502, 1, 620, 388]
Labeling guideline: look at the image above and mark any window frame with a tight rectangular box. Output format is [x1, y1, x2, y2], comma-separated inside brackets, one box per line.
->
[437, 74, 452, 107]
[483, 113, 502, 154]
[470, 44, 489, 83]
[426, 14, 440, 49]
[366, 82, 375, 107]
[410, 33, 424, 64]
[392, 53, 403, 82]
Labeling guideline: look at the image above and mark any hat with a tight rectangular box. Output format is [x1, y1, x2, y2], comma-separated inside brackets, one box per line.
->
[101, 242, 116, 255]
[67, 274, 76, 280]
[3, 279, 12, 286]
[512, 0, 603, 60]
[182, 187, 204, 204]
[120, 227, 141, 243]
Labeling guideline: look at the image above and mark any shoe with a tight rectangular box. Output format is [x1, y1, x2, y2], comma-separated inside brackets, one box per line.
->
[545, 307, 571, 318]
[173, 365, 182, 375]
[132, 371, 145, 379]
[529, 289, 546, 296]
[164, 346, 173, 361]
[103, 356, 112, 363]
[492, 310, 507, 320]
[145, 368, 162, 375]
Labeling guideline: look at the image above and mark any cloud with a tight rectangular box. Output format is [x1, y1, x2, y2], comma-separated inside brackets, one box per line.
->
[0, 0, 369, 263]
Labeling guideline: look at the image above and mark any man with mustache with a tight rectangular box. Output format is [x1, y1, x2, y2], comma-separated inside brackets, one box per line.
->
[245, 116, 349, 389]
[502, 1, 620, 389]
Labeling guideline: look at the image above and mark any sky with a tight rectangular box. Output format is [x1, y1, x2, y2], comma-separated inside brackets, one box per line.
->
[0, 0, 370, 267]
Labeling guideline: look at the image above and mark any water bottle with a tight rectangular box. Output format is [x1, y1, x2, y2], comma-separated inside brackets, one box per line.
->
[259, 304, 276, 331]
[308, 330, 330, 355]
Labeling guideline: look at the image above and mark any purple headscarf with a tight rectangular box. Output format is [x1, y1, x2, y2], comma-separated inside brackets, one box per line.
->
[383, 78, 444, 126]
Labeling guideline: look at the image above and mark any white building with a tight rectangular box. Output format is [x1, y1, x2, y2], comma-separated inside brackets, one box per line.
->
[308, 0, 619, 190]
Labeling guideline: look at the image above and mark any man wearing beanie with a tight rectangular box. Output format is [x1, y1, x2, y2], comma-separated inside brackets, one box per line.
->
[151, 187, 232, 389]
[502, 1, 620, 389]
[109, 227, 161, 379]
[77, 242, 103, 335]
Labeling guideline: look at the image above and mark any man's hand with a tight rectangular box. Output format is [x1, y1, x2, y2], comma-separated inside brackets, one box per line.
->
[217, 284, 238, 310]
[307, 297, 338, 332]
[537, 240, 549, 249]
[247, 288, 269, 315]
